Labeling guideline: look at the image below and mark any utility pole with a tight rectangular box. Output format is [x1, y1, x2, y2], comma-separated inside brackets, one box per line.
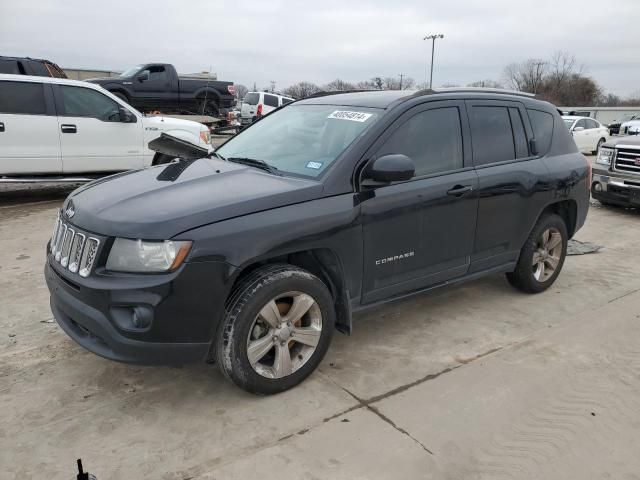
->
[270, 80, 276, 93]
[423, 34, 444, 89]
[398, 73, 406, 90]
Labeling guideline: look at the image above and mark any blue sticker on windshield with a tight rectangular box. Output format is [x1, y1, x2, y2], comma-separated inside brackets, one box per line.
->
[306, 161, 323, 170]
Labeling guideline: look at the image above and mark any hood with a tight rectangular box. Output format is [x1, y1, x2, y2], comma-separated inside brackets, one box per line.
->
[603, 135, 640, 149]
[85, 77, 121, 84]
[143, 115, 205, 131]
[66, 158, 323, 239]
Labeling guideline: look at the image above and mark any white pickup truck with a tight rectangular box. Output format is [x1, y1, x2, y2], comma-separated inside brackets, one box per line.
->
[0, 74, 212, 181]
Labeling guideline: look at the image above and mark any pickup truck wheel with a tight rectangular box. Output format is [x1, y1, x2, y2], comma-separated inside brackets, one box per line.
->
[112, 92, 129, 104]
[198, 98, 219, 117]
[506, 214, 568, 293]
[216, 264, 335, 395]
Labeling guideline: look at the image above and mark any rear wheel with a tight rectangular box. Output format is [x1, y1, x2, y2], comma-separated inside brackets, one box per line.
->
[216, 264, 335, 394]
[112, 91, 130, 104]
[507, 214, 568, 293]
[198, 98, 219, 117]
[593, 138, 605, 155]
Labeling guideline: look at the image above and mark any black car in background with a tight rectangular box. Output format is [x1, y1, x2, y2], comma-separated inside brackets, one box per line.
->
[0, 56, 66, 78]
[608, 114, 639, 135]
[45, 88, 590, 394]
[87, 63, 235, 117]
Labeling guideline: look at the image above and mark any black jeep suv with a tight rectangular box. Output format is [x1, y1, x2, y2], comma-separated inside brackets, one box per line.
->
[45, 88, 590, 394]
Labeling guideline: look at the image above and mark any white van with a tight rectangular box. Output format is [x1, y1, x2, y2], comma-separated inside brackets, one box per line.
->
[0, 74, 212, 179]
[240, 91, 294, 125]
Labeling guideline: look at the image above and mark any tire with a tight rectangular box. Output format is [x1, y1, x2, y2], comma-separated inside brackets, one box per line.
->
[215, 264, 335, 395]
[152, 153, 177, 165]
[506, 213, 568, 294]
[198, 98, 219, 117]
[112, 91, 130, 104]
[593, 138, 605, 155]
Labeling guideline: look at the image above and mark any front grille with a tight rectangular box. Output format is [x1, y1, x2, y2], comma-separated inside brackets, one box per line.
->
[50, 213, 100, 277]
[614, 147, 640, 175]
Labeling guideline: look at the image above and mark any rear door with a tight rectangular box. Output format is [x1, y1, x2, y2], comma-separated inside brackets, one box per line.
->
[54, 84, 143, 173]
[241, 92, 259, 122]
[360, 100, 478, 303]
[466, 100, 551, 272]
[0, 79, 61, 174]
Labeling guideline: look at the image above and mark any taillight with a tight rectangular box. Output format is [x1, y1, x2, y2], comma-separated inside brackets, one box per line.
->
[256, 104, 263, 116]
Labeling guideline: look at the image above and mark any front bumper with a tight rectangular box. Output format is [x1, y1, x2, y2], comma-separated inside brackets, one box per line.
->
[591, 168, 640, 207]
[45, 255, 233, 365]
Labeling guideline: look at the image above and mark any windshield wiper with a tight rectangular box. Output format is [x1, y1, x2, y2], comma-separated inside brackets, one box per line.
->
[226, 157, 281, 175]
[211, 151, 226, 161]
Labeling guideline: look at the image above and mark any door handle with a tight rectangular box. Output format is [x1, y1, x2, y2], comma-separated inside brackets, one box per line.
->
[61, 124, 77, 133]
[447, 185, 473, 197]
[0, 122, 4, 132]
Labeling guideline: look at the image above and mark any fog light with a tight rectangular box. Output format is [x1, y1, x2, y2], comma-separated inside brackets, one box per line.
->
[593, 182, 602, 192]
[111, 305, 153, 331]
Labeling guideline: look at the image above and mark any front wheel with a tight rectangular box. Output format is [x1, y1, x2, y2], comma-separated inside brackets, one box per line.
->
[593, 138, 605, 155]
[507, 214, 568, 293]
[216, 264, 335, 394]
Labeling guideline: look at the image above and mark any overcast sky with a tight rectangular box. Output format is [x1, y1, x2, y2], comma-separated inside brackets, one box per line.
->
[1, 0, 639, 96]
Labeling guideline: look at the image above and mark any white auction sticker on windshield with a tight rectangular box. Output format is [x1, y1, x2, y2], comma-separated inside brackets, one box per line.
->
[328, 110, 373, 122]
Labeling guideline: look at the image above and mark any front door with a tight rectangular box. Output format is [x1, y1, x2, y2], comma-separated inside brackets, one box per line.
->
[54, 84, 143, 173]
[360, 101, 478, 304]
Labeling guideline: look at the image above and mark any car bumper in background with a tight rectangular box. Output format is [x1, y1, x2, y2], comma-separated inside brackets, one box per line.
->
[591, 169, 640, 207]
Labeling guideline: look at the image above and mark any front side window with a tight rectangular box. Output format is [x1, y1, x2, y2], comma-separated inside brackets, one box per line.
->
[469, 106, 517, 165]
[61, 86, 121, 121]
[264, 94, 278, 107]
[148, 66, 167, 82]
[0, 81, 47, 115]
[377, 107, 464, 176]
[216, 104, 380, 178]
[575, 119, 587, 129]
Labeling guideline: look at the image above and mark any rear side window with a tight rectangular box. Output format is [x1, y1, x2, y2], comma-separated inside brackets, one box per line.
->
[281, 97, 293, 105]
[264, 94, 278, 108]
[585, 118, 599, 129]
[244, 92, 259, 105]
[378, 107, 463, 177]
[527, 109, 554, 155]
[0, 81, 47, 114]
[60, 85, 121, 121]
[469, 106, 517, 165]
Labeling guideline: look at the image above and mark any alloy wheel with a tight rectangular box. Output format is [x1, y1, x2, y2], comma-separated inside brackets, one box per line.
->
[246, 291, 322, 379]
[532, 227, 563, 282]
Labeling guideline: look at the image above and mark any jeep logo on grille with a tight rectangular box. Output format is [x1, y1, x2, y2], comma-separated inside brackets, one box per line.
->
[64, 202, 75, 219]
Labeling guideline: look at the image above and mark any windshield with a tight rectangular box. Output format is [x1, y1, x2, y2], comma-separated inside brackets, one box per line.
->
[216, 104, 380, 177]
[120, 65, 144, 77]
[563, 119, 575, 128]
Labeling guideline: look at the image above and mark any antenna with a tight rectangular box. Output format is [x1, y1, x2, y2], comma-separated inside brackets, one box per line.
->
[200, 65, 213, 116]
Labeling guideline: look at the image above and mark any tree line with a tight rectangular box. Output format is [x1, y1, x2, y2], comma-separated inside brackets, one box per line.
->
[234, 51, 639, 106]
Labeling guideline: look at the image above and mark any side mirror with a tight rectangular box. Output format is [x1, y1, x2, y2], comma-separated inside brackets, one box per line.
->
[137, 70, 150, 82]
[361, 154, 415, 187]
[529, 138, 539, 156]
[119, 107, 137, 123]
[573, 126, 585, 132]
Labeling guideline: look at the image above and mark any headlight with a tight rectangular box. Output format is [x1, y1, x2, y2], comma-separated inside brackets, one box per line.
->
[596, 147, 614, 165]
[106, 238, 192, 273]
[199, 130, 211, 144]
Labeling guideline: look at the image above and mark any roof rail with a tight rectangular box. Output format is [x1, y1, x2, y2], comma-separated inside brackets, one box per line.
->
[432, 87, 536, 98]
[303, 89, 381, 99]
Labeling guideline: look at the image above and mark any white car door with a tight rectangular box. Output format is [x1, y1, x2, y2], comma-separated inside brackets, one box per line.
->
[572, 119, 590, 152]
[0, 79, 62, 175]
[56, 84, 144, 173]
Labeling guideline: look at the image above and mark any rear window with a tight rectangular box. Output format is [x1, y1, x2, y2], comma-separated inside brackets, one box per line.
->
[527, 109, 554, 156]
[264, 94, 278, 108]
[0, 81, 47, 115]
[244, 92, 259, 105]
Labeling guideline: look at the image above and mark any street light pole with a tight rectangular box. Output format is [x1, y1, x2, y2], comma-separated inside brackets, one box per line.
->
[398, 73, 406, 90]
[423, 34, 444, 89]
